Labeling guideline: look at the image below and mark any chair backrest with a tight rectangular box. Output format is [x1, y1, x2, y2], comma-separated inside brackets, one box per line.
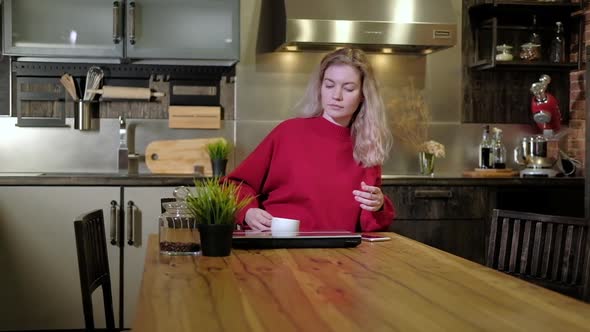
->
[487, 209, 590, 301]
[74, 209, 115, 331]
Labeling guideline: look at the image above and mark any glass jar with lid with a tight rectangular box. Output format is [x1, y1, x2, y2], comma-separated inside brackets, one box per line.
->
[520, 43, 542, 61]
[495, 44, 513, 61]
[159, 186, 200, 255]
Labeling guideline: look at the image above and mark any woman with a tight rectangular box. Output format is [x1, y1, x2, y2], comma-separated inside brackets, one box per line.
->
[227, 48, 395, 232]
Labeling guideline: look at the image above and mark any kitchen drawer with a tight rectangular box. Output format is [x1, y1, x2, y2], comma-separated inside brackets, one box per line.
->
[383, 186, 486, 220]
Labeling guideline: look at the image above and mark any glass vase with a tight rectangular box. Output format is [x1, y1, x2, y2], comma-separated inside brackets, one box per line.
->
[418, 152, 435, 176]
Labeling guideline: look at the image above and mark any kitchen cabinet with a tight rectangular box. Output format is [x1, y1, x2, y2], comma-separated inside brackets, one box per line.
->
[383, 185, 487, 264]
[0, 187, 120, 330]
[3, 0, 240, 62]
[0, 185, 177, 330]
[0, 56, 9, 116]
[122, 186, 177, 329]
[383, 181, 584, 265]
[462, 0, 583, 123]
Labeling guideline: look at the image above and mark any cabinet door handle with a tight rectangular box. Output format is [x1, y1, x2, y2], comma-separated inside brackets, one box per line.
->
[128, 1, 136, 45]
[109, 200, 119, 246]
[127, 200, 135, 245]
[414, 190, 453, 199]
[112, 1, 122, 44]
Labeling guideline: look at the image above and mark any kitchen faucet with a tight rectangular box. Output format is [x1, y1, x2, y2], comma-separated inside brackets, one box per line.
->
[118, 116, 141, 174]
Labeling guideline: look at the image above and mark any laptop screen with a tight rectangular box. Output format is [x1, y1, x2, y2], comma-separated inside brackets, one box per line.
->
[232, 230, 362, 249]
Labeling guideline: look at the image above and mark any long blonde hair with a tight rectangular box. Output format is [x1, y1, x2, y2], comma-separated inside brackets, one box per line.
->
[295, 48, 392, 167]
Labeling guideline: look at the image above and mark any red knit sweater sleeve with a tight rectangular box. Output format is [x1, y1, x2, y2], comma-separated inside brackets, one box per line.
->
[223, 130, 276, 225]
[359, 165, 395, 231]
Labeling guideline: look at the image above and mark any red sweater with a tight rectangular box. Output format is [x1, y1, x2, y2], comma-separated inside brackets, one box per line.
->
[227, 116, 395, 232]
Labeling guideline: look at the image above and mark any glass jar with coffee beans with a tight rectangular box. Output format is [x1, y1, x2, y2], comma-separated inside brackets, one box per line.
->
[159, 186, 200, 255]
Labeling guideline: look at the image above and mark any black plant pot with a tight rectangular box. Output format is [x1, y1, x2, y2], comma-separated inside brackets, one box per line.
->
[211, 159, 228, 177]
[198, 223, 234, 257]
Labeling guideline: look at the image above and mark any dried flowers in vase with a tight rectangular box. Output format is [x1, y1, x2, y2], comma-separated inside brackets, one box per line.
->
[419, 140, 446, 158]
[387, 79, 446, 175]
[386, 79, 431, 153]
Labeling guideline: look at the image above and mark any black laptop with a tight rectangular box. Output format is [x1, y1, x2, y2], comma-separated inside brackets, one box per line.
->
[232, 231, 362, 249]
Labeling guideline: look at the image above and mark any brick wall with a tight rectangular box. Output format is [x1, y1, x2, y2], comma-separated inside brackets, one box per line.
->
[566, 3, 588, 171]
[568, 70, 585, 165]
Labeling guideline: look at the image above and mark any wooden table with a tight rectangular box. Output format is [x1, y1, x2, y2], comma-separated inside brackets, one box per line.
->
[132, 234, 590, 331]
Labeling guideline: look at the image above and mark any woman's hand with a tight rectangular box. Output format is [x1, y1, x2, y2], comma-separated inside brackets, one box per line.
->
[244, 208, 272, 230]
[353, 181, 384, 212]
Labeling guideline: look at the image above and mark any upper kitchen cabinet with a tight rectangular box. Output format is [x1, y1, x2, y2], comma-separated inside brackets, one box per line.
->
[3, 0, 123, 58]
[467, 1, 582, 70]
[462, 0, 583, 124]
[2, 0, 240, 63]
[125, 0, 239, 61]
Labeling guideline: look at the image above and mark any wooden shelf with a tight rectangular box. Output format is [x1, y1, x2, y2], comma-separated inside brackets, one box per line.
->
[469, 1, 581, 18]
[470, 60, 579, 71]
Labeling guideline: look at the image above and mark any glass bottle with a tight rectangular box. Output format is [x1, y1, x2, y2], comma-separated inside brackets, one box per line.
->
[159, 186, 200, 255]
[491, 127, 506, 169]
[550, 21, 565, 63]
[479, 125, 492, 169]
[529, 15, 542, 46]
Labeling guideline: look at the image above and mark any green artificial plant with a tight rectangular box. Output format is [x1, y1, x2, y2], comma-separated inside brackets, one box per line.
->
[206, 139, 232, 160]
[186, 178, 252, 225]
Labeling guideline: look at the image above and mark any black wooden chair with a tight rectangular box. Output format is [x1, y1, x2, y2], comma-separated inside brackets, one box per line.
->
[74, 209, 116, 331]
[487, 209, 590, 301]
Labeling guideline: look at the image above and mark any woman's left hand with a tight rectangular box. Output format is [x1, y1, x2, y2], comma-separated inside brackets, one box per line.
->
[353, 181, 384, 211]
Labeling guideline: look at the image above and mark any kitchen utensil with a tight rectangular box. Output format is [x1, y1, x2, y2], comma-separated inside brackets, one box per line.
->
[514, 135, 558, 177]
[83, 66, 104, 101]
[74, 100, 99, 131]
[88, 86, 165, 100]
[530, 75, 561, 137]
[60, 73, 79, 101]
[514, 135, 556, 169]
[169, 80, 218, 106]
[168, 106, 221, 129]
[145, 138, 224, 175]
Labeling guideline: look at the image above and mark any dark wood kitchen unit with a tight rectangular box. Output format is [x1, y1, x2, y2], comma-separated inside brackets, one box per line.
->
[462, 0, 584, 124]
[383, 178, 584, 265]
[384, 185, 486, 263]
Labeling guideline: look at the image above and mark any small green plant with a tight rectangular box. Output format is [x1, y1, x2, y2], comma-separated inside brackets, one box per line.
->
[186, 178, 253, 225]
[206, 139, 232, 160]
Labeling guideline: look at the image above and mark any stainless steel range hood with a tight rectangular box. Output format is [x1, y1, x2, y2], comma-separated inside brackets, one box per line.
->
[272, 0, 457, 55]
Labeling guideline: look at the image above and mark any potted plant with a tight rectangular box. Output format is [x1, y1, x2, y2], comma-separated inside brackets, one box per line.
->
[185, 178, 252, 256]
[206, 138, 232, 177]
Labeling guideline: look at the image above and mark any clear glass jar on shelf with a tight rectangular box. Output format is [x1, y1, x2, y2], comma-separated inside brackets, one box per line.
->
[495, 44, 513, 61]
[159, 186, 200, 255]
[520, 43, 542, 61]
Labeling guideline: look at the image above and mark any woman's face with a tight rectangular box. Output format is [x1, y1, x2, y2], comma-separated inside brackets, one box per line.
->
[320, 63, 363, 127]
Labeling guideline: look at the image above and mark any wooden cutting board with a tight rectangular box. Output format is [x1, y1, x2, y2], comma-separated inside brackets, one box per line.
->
[145, 138, 224, 176]
[462, 168, 519, 178]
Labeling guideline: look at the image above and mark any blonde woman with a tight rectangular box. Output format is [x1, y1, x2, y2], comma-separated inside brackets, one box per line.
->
[227, 48, 395, 232]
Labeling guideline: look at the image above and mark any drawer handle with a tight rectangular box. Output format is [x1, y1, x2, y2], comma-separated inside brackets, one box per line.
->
[414, 190, 453, 199]
[112, 1, 121, 44]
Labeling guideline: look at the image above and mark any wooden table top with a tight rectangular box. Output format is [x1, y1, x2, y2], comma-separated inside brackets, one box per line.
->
[132, 233, 590, 332]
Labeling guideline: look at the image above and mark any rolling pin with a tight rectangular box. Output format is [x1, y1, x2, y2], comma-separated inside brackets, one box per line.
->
[87, 86, 165, 100]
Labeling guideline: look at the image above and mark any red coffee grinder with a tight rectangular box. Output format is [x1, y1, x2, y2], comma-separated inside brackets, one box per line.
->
[530, 74, 561, 138]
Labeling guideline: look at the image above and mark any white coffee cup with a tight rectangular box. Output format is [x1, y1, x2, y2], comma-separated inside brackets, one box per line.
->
[271, 217, 300, 236]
